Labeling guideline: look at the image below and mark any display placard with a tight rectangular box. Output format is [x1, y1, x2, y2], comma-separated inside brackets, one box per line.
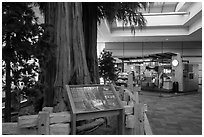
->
[66, 84, 125, 135]
[68, 85, 121, 113]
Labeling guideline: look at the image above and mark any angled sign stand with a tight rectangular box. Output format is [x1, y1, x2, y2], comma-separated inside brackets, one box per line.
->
[65, 84, 125, 135]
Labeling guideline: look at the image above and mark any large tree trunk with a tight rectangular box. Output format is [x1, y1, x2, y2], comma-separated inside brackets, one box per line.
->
[44, 2, 91, 112]
[82, 3, 100, 84]
[41, 3, 57, 108]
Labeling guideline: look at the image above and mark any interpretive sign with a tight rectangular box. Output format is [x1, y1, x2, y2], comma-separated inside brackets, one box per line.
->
[65, 84, 124, 134]
[67, 85, 121, 113]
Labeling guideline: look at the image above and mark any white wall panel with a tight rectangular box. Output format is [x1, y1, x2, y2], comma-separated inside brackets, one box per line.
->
[124, 42, 142, 50]
[183, 41, 202, 49]
[105, 42, 124, 50]
[163, 42, 182, 49]
[143, 42, 162, 49]
[124, 50, 143, 57]
[183, 49, 202, 56]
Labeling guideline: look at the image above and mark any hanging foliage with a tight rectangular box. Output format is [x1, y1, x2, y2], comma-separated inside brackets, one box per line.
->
[97, 2, 147, 33]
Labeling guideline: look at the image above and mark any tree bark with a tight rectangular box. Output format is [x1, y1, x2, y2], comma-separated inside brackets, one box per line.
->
[83, 3, 100, 84]
[41, 3, 57, 108]
[4, 34, 11, 122]
[44, 2, 92, 112]
[4, 60, 11, 122]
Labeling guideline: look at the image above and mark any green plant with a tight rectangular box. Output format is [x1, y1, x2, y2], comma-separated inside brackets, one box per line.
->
[98, 50, 118, 84]
[2, 2, 55, 120]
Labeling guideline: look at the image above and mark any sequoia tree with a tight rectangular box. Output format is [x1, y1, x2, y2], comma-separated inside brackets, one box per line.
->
[39, 2, 147, 112]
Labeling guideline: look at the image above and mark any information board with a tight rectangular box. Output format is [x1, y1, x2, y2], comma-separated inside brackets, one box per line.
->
[66, 84, 125, 135]
[68, 85, 121, 113]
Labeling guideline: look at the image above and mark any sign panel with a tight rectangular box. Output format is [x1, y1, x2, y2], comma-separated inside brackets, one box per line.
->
[69, 85, 121, 113]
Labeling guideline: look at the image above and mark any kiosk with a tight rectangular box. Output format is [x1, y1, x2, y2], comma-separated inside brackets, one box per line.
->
[116, 52, 199, 92]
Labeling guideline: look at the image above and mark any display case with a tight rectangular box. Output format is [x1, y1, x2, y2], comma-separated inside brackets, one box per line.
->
[65, 84, 125, 135]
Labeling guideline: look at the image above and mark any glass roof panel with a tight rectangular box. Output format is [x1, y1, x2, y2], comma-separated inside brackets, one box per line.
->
[140, 2, 179, 13]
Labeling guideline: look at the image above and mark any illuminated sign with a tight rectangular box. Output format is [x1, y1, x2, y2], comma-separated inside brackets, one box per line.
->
[172, 59, 179, 67]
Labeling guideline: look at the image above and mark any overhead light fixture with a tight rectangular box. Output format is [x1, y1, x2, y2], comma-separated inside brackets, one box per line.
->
[166, 38, 169, 41]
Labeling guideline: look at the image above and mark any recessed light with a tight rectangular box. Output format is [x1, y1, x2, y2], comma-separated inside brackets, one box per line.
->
[166, 38, 169, 41]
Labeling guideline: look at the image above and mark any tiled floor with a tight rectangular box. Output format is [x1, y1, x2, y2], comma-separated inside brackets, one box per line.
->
[139, 87, 202, 135]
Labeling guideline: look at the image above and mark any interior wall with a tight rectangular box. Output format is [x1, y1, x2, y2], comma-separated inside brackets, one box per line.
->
[104, 41, 202, 84]
[97, 42, 105, 57]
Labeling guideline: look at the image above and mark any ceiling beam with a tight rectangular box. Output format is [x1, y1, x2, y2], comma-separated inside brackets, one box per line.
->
[142, 12, 189, 16]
